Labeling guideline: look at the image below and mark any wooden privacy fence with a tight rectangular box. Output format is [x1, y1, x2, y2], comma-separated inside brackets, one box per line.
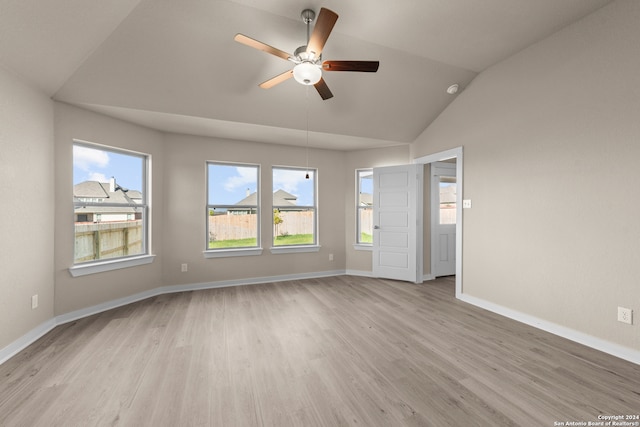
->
[209, 211, 313, 241]
[75, 221, 143, 263]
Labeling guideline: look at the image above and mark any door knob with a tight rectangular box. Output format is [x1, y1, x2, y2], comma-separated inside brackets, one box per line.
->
[374, 225, 380, 229]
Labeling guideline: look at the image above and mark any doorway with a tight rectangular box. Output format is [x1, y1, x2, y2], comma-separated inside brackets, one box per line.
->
[431, 162, 457, 278]
[415, 147, 463, 298]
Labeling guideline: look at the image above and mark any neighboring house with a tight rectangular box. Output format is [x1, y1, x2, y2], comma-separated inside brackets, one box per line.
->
[227, 189, 299, 214]
[74, 177, 140, 222]
[359, 192, 372, 206]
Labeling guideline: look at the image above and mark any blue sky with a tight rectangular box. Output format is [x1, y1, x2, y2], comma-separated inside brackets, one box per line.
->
[73, 145, 143, 191]
[74, 145, 316, 206]
[209, 164, 315, 206]
[360, 170, 373, 194]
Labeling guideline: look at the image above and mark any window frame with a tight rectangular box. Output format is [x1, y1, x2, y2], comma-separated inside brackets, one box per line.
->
[355, 168, 373, 250]
[69, 140, 154, 277]
[204, 161, 262, 258]
[270, 165, 319, 254]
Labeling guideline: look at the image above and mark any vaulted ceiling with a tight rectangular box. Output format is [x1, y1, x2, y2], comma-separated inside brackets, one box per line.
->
[0, 0, 612, 150]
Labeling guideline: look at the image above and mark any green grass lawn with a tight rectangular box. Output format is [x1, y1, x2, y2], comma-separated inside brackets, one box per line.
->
[208, 237, 257, 249]
[360, 232, 373, 243]
[208, 234, 314, 248]
[274, 234, 314, 246]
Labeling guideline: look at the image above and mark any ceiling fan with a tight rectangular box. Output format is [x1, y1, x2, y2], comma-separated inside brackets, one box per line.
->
[234, 7, 379, 100]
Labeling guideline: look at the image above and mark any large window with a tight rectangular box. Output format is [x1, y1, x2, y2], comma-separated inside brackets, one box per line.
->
[73, 142, 148, 264]
[207, 162, 260, 250]
[356, 169, 373, 244]
[272, 166, 317, 247]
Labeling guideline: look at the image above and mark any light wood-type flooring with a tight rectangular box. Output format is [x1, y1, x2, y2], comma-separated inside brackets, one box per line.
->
[1, 275, 639, 426]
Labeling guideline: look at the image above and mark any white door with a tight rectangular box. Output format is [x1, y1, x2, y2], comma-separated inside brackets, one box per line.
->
[431, 162, 456, 277]
[372, 164, 423, 283]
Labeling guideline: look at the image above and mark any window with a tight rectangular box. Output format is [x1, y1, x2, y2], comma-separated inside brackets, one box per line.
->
[272, 166, 317, 247]
[73, 142, 148, 264]
[356, 169, 373, 244]
[207, 162, 260, 251]
[439, 179, 457, 225]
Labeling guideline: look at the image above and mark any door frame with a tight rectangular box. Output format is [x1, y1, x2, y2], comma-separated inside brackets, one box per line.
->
[431, 161, 457, 278]
[414, 147, 463, 298]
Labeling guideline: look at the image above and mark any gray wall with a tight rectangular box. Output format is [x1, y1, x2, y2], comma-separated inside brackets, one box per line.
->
[53, 103, 166, 315]
[413, 0, 640, 350]
[162, 133, 347, 285]
[0, 66, 54, 347]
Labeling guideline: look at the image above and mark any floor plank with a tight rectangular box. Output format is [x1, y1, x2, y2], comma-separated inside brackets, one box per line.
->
[1, 276, 639, 426]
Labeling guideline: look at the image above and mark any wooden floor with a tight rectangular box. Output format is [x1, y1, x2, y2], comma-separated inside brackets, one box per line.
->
[1, 276, 639, 426]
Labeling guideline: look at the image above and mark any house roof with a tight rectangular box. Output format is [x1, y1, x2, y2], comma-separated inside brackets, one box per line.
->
[73, 181, 137, 205]
[73, 181, 109, 198]
[233, 189, 297, 207]
[0, 1, 613, 150]
[359, 193, 373, 206]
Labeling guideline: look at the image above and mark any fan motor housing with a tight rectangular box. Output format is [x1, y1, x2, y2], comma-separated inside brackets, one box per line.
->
[294, 45, 321, 63]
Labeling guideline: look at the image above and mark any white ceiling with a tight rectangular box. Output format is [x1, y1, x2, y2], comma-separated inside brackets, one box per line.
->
[0, 0, 613, 150]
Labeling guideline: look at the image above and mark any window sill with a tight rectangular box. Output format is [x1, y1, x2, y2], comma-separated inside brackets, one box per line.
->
[353, 244, 373, 251]
[203, 248, 263, 258]
[270, 245, 321, 254]
[69, 254, 156, 277]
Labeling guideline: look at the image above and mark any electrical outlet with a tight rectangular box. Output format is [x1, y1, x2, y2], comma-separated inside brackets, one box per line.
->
[617, 307, 632, 325]
[181, 263, 188, 272]
[329, 253, 334, 261]
[31, 294, 38, 309]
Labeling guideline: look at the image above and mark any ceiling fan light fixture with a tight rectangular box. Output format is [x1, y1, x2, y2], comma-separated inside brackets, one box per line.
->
[293, 62, 321, 85]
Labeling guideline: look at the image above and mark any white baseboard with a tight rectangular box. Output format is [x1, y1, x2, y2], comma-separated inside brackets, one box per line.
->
[345, 269, 374, 277]
[458, 293, 640, 365]
[4, 272, 638, 367]
[0, 269, 346, 365]
[0, 319, 57, 365]
[58, 269, 347, 326]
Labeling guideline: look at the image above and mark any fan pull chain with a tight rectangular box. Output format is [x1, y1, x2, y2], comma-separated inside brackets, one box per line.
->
[305, 85, 310, 179]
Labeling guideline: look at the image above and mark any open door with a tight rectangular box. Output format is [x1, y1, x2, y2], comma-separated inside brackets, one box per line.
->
[431, 162, 457, 277]
[372, 164, 423, 283]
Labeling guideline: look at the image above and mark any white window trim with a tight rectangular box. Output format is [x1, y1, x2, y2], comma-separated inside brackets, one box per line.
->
[69, 254, 155, 277]
[203, 248, 263, 258]
[272, 166, 318, 248]
[72, 140, 151, 270]
[353, 243, 372, 251]
[206, 161, 261, 255]
[270, 245, 321, 254]
[356, 168, 373, 246]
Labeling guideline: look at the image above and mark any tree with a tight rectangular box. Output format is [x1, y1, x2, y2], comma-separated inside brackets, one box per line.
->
[273, 209, 283, 236]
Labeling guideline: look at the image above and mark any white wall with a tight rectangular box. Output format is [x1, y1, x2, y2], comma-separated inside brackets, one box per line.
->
[0, 66, 54, 350]
[413, 0, 640, 352]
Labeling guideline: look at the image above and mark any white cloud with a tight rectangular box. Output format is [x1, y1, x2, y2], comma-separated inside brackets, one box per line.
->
[224, 167, 257, 192]
[273, 169, 313, 195]
[88, 172, 108, 183]
[73, 145, 109, 171]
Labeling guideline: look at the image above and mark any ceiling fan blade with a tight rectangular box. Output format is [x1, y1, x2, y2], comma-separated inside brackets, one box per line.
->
[314, 78, 333, 100]
[234, 33, 292, 61]
[259, 70, 294, 89]
[322, 60, 380, 72]
[306, 8, 338, 58]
